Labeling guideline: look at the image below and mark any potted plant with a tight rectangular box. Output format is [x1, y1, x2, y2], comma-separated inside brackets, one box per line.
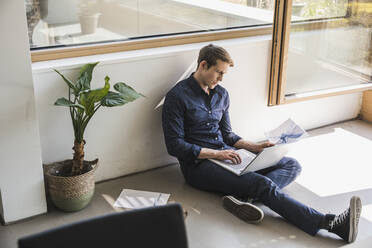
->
[44, 62, 143, 212]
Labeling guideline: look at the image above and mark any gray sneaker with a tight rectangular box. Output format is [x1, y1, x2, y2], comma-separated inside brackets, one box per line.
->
[328, 196, 362, 243]
[222, 195, 264, 223]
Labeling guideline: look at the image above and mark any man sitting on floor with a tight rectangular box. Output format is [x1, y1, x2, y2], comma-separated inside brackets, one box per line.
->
[161, 44, 362, 243]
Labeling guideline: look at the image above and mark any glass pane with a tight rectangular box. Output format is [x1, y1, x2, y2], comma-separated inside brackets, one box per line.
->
[285, 0, 372, 95]
[24, 0, 275, 50]
[292, 0, 348, 20]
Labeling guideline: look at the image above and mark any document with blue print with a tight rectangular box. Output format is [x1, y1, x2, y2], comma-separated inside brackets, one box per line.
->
[265, 118, 308, 145]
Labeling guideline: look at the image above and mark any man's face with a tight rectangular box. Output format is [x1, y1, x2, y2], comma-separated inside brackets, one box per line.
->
[200, 59, 229, 90]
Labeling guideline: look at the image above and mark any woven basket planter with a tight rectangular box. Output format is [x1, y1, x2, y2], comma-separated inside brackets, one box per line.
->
[44, 159, 98, 212]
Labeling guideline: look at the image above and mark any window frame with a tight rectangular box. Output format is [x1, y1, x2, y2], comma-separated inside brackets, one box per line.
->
[268, 0, 372, 106]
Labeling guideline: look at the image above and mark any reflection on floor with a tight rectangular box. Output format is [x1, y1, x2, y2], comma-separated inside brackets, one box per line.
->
[1, 120, 372, 248]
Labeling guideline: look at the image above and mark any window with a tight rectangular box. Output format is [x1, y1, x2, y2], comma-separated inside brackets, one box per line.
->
[25, 0, 277, 61]
[25, 1, 371, 104]
[269, 0, 372, 105]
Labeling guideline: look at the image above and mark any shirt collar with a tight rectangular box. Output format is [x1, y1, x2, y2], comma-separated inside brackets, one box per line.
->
[188, 73, 217, 97]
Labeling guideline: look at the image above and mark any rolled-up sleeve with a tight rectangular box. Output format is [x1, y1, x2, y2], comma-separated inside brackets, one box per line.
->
[162, 91, 202, 161]
[219, 93, 242, 146]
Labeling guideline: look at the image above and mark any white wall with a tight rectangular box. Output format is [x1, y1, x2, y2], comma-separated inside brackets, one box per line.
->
[32, 36, 362, 183]
[0, 1, 46, 223]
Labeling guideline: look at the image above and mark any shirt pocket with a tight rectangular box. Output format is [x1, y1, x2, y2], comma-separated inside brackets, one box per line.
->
[211, 107, 224, 122]
[186, 106, 208, 126]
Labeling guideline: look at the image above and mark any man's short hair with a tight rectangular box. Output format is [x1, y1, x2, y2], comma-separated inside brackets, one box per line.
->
[197, 44, 234, 69]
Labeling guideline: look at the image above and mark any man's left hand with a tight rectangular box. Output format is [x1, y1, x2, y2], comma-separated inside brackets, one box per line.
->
[234, 139, 275, 154]
[254, 141, 275, 153]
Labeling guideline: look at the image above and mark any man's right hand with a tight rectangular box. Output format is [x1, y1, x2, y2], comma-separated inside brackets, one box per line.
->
[198, 148, 241, 164]
[215, 149, 242, 164]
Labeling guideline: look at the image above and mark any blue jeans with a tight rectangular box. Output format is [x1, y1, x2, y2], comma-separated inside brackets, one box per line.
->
[180, 157, 324, 235]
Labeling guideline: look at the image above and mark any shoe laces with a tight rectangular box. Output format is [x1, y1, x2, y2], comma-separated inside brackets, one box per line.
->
[329, 208, 349, 230]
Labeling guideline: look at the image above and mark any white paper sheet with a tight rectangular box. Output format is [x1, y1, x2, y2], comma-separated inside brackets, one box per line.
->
[154, 61, 197, 109]
[265, 118, 308, 144]
[113, 189, 170, 209]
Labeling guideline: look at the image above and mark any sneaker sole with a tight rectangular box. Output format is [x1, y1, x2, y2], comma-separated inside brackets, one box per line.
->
[349, 196, 362, 243]
[222, 196, 264, 223]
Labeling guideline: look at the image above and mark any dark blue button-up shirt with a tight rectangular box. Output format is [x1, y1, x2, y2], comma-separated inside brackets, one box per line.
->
[162, 74, 242, 163]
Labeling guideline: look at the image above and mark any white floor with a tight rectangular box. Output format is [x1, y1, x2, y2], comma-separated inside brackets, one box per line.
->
[1, 120, 372, 248]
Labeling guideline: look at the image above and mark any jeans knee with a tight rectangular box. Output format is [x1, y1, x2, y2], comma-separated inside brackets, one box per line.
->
[287, 158, 302, 176]
[256, 176, 277, 195]
[294, 159, 302, 176]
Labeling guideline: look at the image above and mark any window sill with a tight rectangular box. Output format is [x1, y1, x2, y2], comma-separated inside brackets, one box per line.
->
[31, 27, 272, 63]
[32, 34, 271, 73]
[282, 83, 372, 104]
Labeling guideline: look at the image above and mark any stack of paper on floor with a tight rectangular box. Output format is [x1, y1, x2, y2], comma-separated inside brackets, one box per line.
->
[114, 189, 170, 209]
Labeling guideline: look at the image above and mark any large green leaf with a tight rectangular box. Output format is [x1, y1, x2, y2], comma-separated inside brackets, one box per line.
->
[79, 76, 110, 116]
[54, 69, 77, 94]
[54, 97, 85, 110]
[101, 91, 128, 107]
[75, 62, 99, 93]
[114, 82, 144, 102]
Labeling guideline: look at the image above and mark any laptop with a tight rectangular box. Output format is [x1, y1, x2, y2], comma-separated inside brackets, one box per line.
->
[208, 144, 289, 176]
